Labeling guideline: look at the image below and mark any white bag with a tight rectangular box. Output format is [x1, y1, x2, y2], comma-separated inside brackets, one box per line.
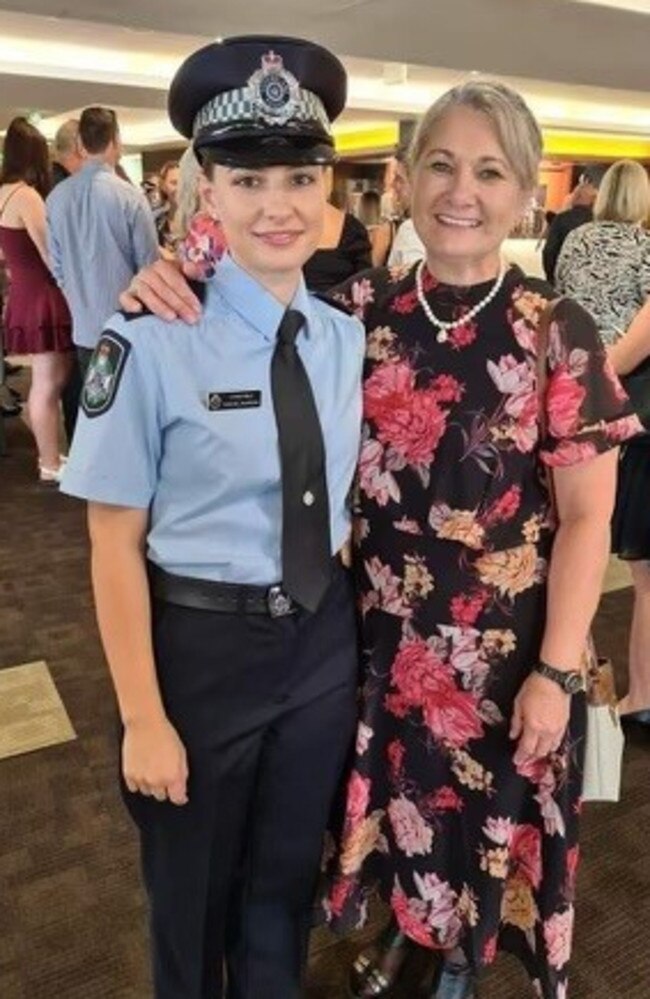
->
[582, 656, 625, 803]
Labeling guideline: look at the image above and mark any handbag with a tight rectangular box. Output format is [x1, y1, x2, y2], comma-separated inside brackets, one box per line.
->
[621, 354, 650, 432]
[537, 299, 624, 803]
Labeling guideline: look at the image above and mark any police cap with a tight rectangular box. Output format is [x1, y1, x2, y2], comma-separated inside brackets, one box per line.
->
[168, 35, 347, 167]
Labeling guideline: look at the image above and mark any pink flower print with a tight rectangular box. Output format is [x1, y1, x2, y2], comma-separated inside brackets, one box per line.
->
[482, 486, 522, 528]
[487, 354, 535, 405]
[541, 439, 598, 467]
[391, 287, 420, 314]
[387, 738, 406, 778]
[388, 795, 434, 857]
[387, 637, 483, 747]
[606, 414, 643, 442]
[349, 276, 375, 318]
[448, 319, 478, 351]
[430, 373, 464, 404]
[546, 365, 586, 438]
[363, 360, 415, 425]
[543, 907, 574, 970]
[364, 556, 413, 618]
[422, 681, 484, 748]
[355, 722, 374, 756]
[391, 882, 436, 947]
[346, 771, 371, 826]
[358, 438, 401, 507]
[328, 875, 355, 917]
[428, 786, 464, 813]
[412, 871, 462, 945]
[393, 516, 423, 535]
[381, 387, 449, 467]
[511, 316, 537, 353]
[450, 591, 489, 628]
[510, 824, 543, 889]
[482, 816, 515, 847]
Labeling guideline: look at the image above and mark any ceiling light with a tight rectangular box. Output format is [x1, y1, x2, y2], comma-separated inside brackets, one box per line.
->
[571, 0, 650, 13]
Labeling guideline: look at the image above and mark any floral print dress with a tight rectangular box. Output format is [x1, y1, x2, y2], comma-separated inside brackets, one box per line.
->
[324, 264, 640, 999]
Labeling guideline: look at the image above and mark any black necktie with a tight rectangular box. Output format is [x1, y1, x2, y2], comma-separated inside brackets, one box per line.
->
[271, 309, 332, 612]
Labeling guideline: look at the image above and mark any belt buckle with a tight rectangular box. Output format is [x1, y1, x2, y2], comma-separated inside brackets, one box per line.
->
[267, 585, 295, 618]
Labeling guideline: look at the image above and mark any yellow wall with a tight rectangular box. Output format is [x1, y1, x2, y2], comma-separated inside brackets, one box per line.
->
[334, 122, 650, 162]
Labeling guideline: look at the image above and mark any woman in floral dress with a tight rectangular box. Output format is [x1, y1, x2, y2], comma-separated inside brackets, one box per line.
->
[324, 83, 641, 999]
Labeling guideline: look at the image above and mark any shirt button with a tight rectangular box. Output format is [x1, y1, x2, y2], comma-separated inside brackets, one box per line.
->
[303, 490, 315, 507]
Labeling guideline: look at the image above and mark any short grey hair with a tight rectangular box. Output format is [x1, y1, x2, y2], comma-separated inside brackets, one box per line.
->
[408, 80, 543, 192]
[53, 119, 80, 157]
[594, 160, 650, 224]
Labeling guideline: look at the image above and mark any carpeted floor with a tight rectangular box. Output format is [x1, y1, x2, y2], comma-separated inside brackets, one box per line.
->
[0, 405, 648, 999]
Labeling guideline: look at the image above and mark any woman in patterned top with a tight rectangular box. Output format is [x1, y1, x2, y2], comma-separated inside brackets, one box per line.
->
[554, 160, 650, 345]
[556, 160, 650, 736]
[116, 81, 640, 999]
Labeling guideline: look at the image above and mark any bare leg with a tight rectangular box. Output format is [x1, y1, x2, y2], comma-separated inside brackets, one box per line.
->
[618, 560, 650, 715]
[27, 352, 73, 471]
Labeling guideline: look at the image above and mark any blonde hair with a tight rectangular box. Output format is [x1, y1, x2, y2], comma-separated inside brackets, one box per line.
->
[172, 146, 202, 238]
[408, 80, 543, 192]
[594, 160, 650, 224]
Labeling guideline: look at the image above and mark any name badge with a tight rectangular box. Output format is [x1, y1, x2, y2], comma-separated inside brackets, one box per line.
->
[206, 390, 261, 411]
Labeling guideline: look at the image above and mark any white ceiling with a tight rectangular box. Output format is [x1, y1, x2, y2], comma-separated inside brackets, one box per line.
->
[0, 2, 648, 148]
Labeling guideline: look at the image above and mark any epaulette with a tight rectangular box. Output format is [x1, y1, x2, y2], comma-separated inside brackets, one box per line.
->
[118, 276, 208, 322]
[313, 292, 354, 317]
[118, 305, 153, 322]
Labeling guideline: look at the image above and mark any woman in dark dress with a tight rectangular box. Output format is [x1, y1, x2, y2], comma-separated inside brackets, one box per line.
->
[116, 80, 640, 999]
[303, 167, 371, 292]
[0, 117, 73, 481]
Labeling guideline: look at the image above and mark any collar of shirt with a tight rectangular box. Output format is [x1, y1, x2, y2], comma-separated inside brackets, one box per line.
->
[79, 160, 113, 179]
[209, 252, 319, 343]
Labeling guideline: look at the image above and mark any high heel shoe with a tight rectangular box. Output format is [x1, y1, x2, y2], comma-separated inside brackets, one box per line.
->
[349, 923, 415, 997]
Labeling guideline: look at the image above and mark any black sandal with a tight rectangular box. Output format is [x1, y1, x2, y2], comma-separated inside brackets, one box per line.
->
[348, 923, 415, 998]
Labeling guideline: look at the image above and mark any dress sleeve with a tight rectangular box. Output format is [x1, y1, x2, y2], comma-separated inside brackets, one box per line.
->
[327, 265, 391, 324]
[539, 296, 643, 467]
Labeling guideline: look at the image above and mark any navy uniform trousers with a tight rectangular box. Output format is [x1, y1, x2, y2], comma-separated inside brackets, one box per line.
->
[123, 563, 358, 999]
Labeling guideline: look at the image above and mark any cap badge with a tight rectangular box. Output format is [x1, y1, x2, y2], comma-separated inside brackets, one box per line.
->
[248, 50, 301, 125]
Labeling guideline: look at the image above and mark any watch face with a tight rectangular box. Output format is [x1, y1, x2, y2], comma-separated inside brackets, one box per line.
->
[565, 672, 585, 695]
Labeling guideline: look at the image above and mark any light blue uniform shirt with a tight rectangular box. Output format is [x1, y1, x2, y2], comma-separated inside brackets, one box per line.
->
[62, 254, 365, 585]
[46, 161, 159, 349]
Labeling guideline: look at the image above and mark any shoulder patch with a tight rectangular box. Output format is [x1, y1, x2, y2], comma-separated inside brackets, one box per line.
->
[81, 330, 131, 419]
[313, 292, 354, 317]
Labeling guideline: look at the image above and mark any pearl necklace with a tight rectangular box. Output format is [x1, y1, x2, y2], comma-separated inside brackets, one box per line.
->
[415, 259, 508, 343]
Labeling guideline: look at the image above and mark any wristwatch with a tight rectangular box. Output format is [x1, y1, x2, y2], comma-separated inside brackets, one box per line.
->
[533, 660, 584, 695]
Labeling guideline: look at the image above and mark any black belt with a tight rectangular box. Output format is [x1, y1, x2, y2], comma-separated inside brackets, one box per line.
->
[149, 564, 302, 617]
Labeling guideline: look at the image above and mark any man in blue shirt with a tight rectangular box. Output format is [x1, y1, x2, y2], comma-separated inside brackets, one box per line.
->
[46, 106, 159, 381]
[61, 36, 364, 999]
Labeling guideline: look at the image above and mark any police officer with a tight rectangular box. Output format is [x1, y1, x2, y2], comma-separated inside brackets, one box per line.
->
[61, 35, 364, 999]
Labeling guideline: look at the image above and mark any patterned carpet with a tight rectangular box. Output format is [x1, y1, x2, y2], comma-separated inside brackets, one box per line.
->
[0, 406, 648, 999]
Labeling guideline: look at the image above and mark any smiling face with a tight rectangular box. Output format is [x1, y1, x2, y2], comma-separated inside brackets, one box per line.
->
[410, 105, 530, 284]
[201, 162, 326, 299]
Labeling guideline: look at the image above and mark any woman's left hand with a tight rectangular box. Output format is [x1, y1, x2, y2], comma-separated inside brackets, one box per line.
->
[510, 673, 571, 765]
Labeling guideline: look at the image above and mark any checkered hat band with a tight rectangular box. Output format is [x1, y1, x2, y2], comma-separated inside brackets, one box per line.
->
[193, 85, 331, 137]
